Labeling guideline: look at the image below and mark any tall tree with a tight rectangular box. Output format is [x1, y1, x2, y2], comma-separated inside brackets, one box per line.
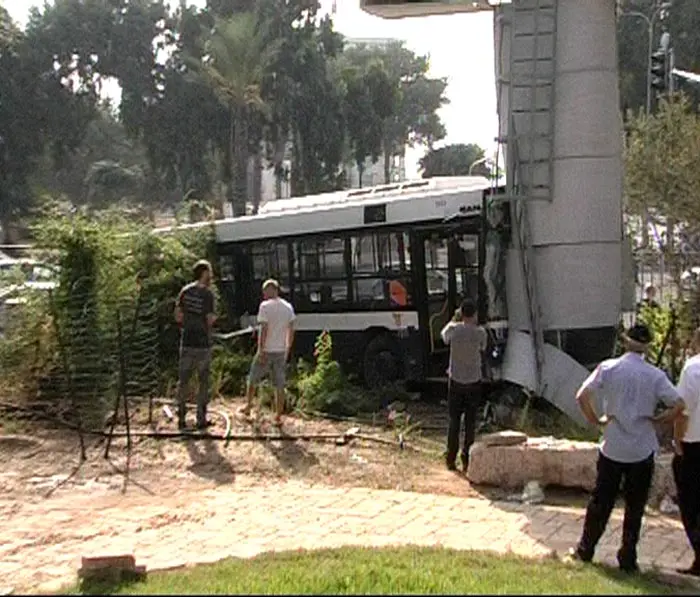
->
[342, 41, 448, 183]
[258, 0, 346, 197]
[419, 143, 489, 178]
[625, 95, 700, 273]
[0, 5, 45, 236]
[187, 12, 272, 216]
[340, 60, 397, 187]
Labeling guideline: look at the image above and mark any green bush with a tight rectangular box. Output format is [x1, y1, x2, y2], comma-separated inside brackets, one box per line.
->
[211, 343, 254, 399]
[295, 331, 389, 417]
[636, 303, 691, 382]
[0, 209, 216, 423]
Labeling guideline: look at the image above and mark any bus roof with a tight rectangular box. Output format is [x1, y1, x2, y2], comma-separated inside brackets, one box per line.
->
[159, 176, 493, 243]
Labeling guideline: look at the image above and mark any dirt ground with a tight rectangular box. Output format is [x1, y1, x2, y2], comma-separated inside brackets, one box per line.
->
[0, 396, 502, 505]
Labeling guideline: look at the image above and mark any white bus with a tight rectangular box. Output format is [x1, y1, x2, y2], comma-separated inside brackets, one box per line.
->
[192, 177, 510, 388]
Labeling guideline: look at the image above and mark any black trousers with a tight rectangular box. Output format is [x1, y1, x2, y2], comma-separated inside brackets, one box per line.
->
[446, 380, 482, 466]
[577, 452, 655, 568]
[673, 442, 700, 567]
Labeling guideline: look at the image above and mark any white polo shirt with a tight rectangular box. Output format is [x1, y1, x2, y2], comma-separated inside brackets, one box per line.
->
[676, 354, 700, 443]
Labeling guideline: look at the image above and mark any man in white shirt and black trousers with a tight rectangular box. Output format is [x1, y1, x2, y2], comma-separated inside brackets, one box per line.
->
[673, 327, 700, 576]
[569, 323, 686, 573]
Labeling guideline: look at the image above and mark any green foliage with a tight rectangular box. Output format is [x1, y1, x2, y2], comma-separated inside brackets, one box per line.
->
[0, 212, 215, 419]
[339, 40, 448, 184]
[625, 97, 700, 229]
[296, 331, 350, 415]
[211, 343, 253, 399]
[1, 0, 450, 233]
[637, 303, 692, 381]
[419, 143, 489, 178]
[294, 331, 400, 417]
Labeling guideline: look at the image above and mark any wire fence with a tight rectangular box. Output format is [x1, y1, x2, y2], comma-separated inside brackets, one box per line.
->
[0, 287, 163, 456]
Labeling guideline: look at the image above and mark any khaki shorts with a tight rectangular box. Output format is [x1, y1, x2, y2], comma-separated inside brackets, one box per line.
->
[248, 352, 287, 390]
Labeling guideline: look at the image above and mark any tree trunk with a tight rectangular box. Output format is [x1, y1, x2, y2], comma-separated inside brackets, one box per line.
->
[230, 107, 248, 218]
[273, 135, 286, 200]
[251, 152, 263, 214]
[383, 143, 392, 184]
[224, 107, 235, 213]
[358, 161, 364, 188]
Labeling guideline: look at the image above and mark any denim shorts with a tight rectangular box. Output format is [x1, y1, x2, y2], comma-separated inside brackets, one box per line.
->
[248, 352, 287, 390]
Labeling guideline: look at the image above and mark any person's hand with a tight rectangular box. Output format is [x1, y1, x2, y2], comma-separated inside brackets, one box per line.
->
[673, 440, 684, 457]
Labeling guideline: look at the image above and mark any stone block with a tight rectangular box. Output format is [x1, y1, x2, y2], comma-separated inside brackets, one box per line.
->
[78, 554, 146, 584]
[467, 437, 677, 508]
[480, 430, 528, 447]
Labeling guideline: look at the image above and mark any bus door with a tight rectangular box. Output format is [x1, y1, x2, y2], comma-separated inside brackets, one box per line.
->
[420, 228, 480, 378]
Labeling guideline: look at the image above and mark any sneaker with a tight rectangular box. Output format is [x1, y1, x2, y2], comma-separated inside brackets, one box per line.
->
[196, 420, 214, 431]
[446, 460, 458, 471]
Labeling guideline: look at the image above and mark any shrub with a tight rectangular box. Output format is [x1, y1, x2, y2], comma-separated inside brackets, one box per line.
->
[211, 343, 254, 399]
[636, 303, 691, 382]
[0, 210, 216, 424]
[295, 331, 387, 417]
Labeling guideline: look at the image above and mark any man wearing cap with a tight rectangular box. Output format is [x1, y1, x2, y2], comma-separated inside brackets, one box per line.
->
[569, 323, 686, 573]
[672, 327, 700, 576]
[241, 279, 295, 426]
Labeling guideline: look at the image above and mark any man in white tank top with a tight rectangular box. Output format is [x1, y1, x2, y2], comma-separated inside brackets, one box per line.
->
[241, 279, 295, 426]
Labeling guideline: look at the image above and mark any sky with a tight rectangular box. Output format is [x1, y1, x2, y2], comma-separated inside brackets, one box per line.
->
[6, 0, 498, 178]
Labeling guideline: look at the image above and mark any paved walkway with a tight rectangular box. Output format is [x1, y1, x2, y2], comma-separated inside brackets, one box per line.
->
[0, 480, 693, 593]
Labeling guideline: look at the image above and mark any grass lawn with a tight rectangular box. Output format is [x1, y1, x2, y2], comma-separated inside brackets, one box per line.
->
[73, 546, 687, 595]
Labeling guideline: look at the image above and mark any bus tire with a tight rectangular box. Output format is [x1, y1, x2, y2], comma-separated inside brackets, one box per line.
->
[363, 333, 402, 388]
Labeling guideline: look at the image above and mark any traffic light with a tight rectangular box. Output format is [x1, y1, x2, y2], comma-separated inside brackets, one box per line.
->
[650, 49, 669, 93]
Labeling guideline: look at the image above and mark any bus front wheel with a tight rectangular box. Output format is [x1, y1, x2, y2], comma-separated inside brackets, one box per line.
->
[363, 333, 402, 388]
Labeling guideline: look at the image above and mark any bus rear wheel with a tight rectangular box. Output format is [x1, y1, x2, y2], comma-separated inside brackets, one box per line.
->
[363, 333, 402, 388]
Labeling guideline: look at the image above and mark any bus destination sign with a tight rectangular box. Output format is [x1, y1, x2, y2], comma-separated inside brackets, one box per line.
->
[364, 204, 387, 225]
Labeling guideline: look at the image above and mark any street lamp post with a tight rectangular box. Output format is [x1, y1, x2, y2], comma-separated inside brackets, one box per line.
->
[469, 156, 490, 176]
[620, 2, 672, 115]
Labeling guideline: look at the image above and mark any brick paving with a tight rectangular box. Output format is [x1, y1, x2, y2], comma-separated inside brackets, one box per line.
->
[0, 480, 693, 593]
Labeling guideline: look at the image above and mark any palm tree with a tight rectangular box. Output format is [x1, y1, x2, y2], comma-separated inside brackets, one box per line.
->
[191, 13, 272, 216]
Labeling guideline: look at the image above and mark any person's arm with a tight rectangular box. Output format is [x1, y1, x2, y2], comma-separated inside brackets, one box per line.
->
[479, 328, 488, 353]
[654, 373, 686, 422]
[174, 289, 184, 325]
[206, 290, 217, 330]
[441, 321, 457, 345]
[653, 370, 689, 453]
[286, 310, 296, 361]
[257, 303, 268, 355]
[673, 367, 694, 449]
[576, 365, 606, 427]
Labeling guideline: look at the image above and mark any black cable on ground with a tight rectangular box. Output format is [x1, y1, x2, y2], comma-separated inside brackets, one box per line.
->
[0, 399, 412, 450]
